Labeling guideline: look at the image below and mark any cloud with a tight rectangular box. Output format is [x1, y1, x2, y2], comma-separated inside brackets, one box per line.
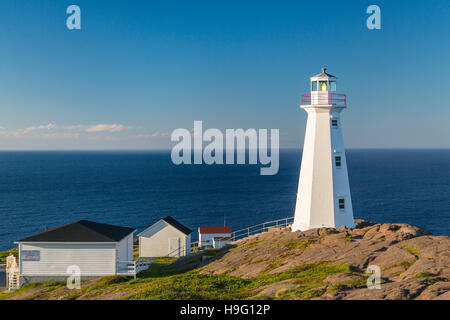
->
[30, 133, 80, 139]
[23, 123, 55, 134]
[85, 124, 127, 132]
[64, 125, 84, 131]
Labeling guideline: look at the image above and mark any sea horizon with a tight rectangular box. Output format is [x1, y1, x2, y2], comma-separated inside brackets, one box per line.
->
[1, 149, 449, 251]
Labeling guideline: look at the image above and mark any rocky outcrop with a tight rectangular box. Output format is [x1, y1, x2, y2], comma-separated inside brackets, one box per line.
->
[197, 220, 449, 300]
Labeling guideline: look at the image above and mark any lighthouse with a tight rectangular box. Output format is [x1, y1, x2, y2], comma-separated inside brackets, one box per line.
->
[292, 68, 355, 232]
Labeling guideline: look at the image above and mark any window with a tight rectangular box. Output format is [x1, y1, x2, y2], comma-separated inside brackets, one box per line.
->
[335, 155, 342, 168]
[338, 198, 345, 210]
[330, 81, 336, 92]
[311, 81, 318, 91]
[319, 81, 328, 91]
[331, 119, 338, 128]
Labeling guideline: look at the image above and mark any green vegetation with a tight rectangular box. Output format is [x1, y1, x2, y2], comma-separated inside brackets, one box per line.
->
[383, 261, 413, 271]
[326, 278, 367, 293]
[343, 235, 352, 242]
[0, 258, 358, 300]
[153, 256, 177, 264]
[249, 258, 270, 264]
[282, 239, 316, 250]
[124, 261, 354, 300]
[246, 239, 267, 249]
[404, 246, 420, 259]
[0, 281, 66, 300]
[0, 248, 18, 263]
[414, 271, 433, 279]
[203, 250, 219, 257]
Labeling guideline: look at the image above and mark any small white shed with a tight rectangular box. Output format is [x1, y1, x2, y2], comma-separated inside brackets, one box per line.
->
[212, 237, 232, 249]
[15, 220, 136, 284]
[198, 227, 232, 248]
[138, 216, 192, 258]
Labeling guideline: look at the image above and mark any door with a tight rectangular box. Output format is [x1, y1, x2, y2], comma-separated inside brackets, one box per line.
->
[169, 238, 181, 257]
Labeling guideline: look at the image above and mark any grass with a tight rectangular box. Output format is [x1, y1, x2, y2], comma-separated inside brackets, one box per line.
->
[123, 261, 354, 300]
[413, 271, 433, 279]
[153, 256, 177, 264]
[0, 251, 365, 301]
[0, 248, 18, 264]
[0, 281, 66, 300]
[245, 239, 267, 249]
[343, 235, 353, 242]
[404, 246, 420, 259]
[282, 239, 316, 250]
[382, 261, 413, 271]
[326, 278, 368, 293]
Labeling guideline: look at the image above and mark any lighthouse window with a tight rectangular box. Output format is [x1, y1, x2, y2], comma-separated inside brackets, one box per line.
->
[335, 156, 342, 168]
[331, 119, 338, 128]
[338, 198, 345, 210]
[311, 81, 318, 91]
[320, 81, 328, 91]
[330, 81, 336, 92]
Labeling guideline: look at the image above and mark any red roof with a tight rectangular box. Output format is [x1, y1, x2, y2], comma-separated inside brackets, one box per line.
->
[198, 226, 232, 234]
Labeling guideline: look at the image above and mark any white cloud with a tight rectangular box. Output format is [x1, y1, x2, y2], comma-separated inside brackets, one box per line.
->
[32, 133, 80, 139]
[86, 124, 127, 132]
[64, 125, 84, 131]
[23, 123, 55, 134]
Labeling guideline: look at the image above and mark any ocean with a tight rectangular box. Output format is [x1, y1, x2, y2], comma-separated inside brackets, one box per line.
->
[0, 149, 449, 251]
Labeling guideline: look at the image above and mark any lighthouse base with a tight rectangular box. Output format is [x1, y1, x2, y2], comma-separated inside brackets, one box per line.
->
[291, 220, 355, 232]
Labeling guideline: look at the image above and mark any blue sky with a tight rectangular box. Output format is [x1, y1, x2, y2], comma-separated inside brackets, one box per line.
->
[0, 0, 449, 149]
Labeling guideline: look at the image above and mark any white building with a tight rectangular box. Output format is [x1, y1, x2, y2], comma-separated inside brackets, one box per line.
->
[198, 227, 232, 248]
[138, 216, 192, 258]
[292, 68, 355, 231]
[212, 237, 232, 249]
[15, 220, 135, 284]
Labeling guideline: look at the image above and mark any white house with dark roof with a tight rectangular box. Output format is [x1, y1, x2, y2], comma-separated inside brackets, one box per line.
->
[138, 216, 192, 258]
[14, 220, 136, 284]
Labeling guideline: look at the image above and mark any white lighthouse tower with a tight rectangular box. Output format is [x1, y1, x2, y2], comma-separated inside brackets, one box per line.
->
[292, 68, 355, 232]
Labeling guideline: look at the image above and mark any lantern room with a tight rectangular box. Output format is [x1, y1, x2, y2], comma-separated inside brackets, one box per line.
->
[301, 68, 346, 107]
[310, 68, 337, 92]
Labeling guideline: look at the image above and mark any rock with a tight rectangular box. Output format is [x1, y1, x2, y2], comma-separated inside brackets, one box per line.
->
[416, 282, 450, 300]
[254, 280, 297, 298]
[195, 219, 449, 300]
[323, 273, 362, 283]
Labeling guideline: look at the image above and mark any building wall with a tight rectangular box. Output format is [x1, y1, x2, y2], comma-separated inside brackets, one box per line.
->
[292, 105, 355, 231]
[199, 233, 231, 247]
[139, 221, 188, 257]
[19, 243, 116, 276]
[212, 239, 231, 249]
[116, 233, 134, 262]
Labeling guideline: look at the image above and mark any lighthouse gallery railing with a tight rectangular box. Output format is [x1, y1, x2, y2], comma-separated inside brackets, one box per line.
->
[301, 93, 346, 105]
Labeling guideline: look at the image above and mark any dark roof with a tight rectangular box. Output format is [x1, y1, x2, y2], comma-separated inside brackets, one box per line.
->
[162, 216, 192, 235]
[213, 237, 232, 241]
[17, 220, 135, 243]
[198, 226, 232, 234]
[312, 67, 337, 79]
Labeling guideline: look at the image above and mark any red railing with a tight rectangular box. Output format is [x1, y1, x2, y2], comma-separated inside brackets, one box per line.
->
[301, 93, 346, 105]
